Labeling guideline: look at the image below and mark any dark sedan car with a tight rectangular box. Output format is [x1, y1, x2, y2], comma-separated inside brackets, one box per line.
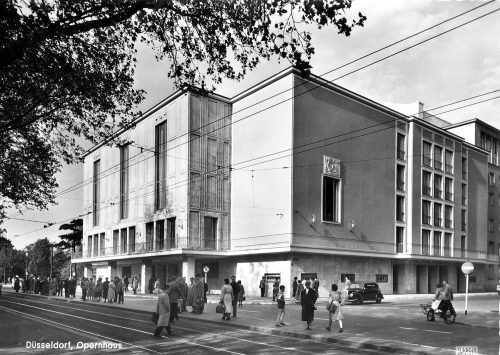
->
[346, 282, 384, 304]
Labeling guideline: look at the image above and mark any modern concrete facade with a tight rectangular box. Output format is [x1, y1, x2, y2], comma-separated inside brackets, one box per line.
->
[74, 68, 498, 296]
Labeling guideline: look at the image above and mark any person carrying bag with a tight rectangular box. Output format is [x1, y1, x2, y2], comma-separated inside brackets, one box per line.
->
[325, 284, 344, 333]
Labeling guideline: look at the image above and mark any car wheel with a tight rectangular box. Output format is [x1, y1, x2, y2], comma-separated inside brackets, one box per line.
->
[426, 309, 435, 321]
[375, 295, 382, 304]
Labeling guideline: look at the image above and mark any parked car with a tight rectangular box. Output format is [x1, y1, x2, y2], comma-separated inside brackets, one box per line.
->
[346, 282, 384, 304]
[496, 284, 500, 295]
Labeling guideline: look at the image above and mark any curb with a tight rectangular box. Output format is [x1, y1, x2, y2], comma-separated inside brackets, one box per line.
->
[39, 294, 451, 354]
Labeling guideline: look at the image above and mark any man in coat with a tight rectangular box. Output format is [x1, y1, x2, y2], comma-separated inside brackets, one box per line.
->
[192, 274, 205, 314]
[259, 276, 266, 297]
[168, 277, 182, 323]
[229, 276, 240, 318]
[301, 280, 317, 330]
[179, 277, 188, 312]
[153, 284, 174, 337]
[102, 277, 109, 302]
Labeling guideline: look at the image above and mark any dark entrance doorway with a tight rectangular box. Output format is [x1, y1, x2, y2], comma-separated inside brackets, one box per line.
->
[393, 265, 400, 294]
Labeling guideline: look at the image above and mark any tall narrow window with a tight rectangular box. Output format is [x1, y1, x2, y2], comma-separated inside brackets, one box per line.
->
[99, 233, 105, 256]
[397, 133, 405, 160]
[120, 228, 127, 254]
[434, 203, 442, 227]
[422, 200, 431, 225]
[204, 217, 217, 249]
[93, 234, 98, 257]
[93, 160, 100, 226]
[433, 231, 441, 256]
[445, 205, 453, 228]
[396, 165, 405, 191]
[396, 226, 404, 253]
[120, 145, 129, 219]
[434, 174, 442, 199]
[445, 150, 453, 173]
[444, 178, 453, 201]
[146, 222, 154, 251]
[423, 142, 432, 167]
[156, 220, 165, 250]
[129, 226, 135, 253]
[489, 172, 495, 185]
[155, 121, 168, 210]
[422, 230, 430, 255]
[462, 157, 467, 180]
[434, 146, 443, 170]
[461, 209, 466, 231]
[113, 230, 119, 255]
[87, 235, 92, 257]
[396, 195, 405, 222]
[167, 217, 176, 249]
[461, 184, 467, 205]
[422, 171, 432, 196]
[322, 176, 340, 223]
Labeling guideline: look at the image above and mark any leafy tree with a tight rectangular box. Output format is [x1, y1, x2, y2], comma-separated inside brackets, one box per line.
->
[0, 0, 366, 225]
[56, 218, 83, 277]
[26, 238, 51, 277]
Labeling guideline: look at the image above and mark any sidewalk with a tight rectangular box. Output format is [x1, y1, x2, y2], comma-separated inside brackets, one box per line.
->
[4, 288, 497, 354]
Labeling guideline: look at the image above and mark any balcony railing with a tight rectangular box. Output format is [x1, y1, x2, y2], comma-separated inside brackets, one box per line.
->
[422, 215, 431, 225]
[408, 243, 495, 261]
[73, 238, 228, 259]
[434, 217, 442, 227]
[445, 192, 453, 201]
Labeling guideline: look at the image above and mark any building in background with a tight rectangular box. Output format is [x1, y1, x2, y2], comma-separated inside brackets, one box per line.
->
[73, 68, 498, 296]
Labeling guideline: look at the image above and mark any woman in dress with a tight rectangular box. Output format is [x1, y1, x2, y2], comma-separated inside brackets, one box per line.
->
[295, 279, 303, 303]
[107, 279, 116, 303]
[219, 278, 234, 320]
[325, 283, 345, 333]
[237, 280, 245, 307]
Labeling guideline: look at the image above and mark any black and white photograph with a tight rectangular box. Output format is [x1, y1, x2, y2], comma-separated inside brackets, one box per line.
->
[0, 0, 498, 354]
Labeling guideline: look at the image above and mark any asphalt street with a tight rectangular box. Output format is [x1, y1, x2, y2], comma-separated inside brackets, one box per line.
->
[0, 293, 387, 355]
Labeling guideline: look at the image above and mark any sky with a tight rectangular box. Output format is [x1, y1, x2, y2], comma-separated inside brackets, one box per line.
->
[4, 0, 500, 249]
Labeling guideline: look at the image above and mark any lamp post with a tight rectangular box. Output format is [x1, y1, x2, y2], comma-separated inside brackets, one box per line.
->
[461, 261, 474, 315]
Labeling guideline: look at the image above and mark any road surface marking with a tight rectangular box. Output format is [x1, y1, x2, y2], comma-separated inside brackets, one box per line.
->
[0, 305, 162, 354]
[1, 299, 246, 355]
[399, 327, 453, 334]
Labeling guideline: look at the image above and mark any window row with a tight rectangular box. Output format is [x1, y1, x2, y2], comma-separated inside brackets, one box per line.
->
[421, 230, 453, 256]
[86, 216, 221, 257]
[480, 132, 500, 166]
[422, 171, 453, 201]
[422, 201, 453, 228]
[422, 141, 454, 173]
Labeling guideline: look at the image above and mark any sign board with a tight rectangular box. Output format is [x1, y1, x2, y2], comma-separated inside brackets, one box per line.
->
[203, 266, 210, 273]
[461, 261, 474, 275]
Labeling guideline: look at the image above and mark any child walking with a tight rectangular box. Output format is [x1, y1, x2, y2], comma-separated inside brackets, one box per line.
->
[275, 285, 286, 327]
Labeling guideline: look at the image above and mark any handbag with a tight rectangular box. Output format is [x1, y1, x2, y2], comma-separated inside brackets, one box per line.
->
[216, 302, 225, 314]
[327, 301, 338, 313]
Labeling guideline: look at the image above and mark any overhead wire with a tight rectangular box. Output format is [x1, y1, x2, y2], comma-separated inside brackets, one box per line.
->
[8, 0, 497, 218]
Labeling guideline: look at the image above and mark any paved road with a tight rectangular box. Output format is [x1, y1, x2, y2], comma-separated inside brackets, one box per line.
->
[0, 293, 386, 354]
